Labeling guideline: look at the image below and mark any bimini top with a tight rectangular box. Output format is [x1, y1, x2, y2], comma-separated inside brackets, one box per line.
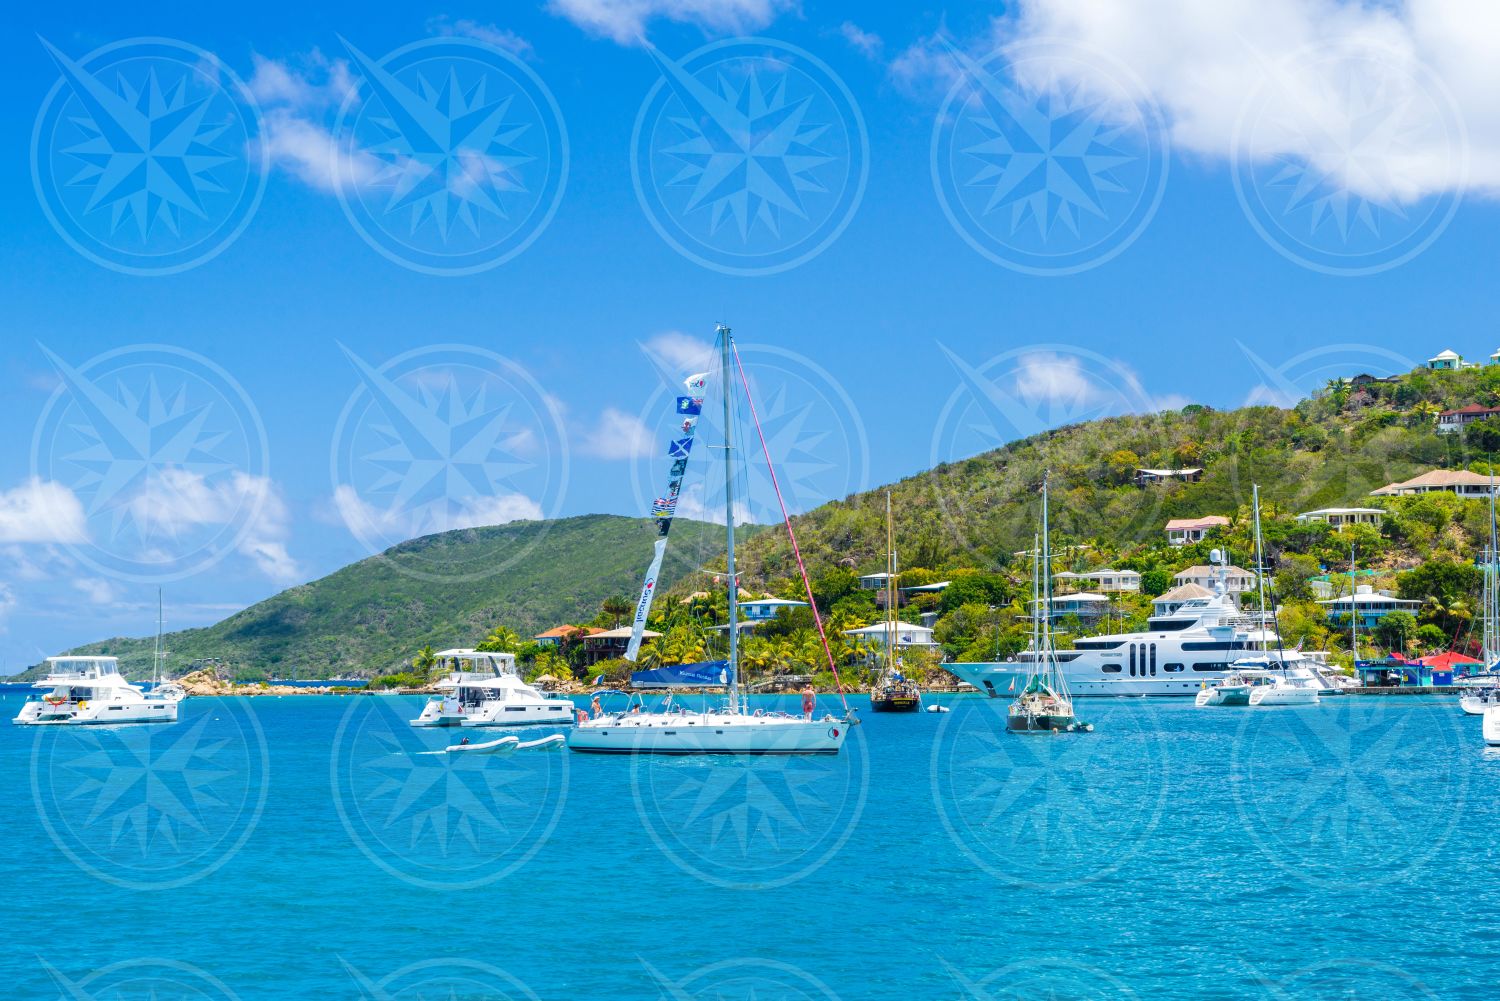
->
[40, 656, 124, 683]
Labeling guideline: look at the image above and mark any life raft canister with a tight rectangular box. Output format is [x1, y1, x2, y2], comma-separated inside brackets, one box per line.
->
[829, 727, 839, 738]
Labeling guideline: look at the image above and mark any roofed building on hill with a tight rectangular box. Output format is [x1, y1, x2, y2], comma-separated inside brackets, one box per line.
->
[580, 626, 660, 665]
[534, 625, 591, 647]
[1349, 373, 1399, 387]
[1370, 470, 1499, 497]
[1165, 515, 1229, 546]
[1318, 586, 1422, 629]
[1427, 348, 1469, 371]
[842, 622, 940, 651]
[1136, 467, 1202, 486]
[739, 597, 808, 621]
[1151, 582, 1213, 616]
[1437, 404, 1500, 433]
[1295, 507, 1384, 530]
[1053, 569, 1141, 593]
[1029, 592, 1111, 623]
[1172, 565, 1255, 597]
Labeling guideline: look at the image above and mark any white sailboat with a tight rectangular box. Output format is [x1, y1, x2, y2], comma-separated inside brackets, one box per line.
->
[1008, 475, 1091, 734]
[569, 325, 856, 755]
[1466, 476, 1500, 716]
[1244, 485, 1320, 706]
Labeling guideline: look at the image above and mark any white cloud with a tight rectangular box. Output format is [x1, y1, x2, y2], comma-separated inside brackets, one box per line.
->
[547, 0, 796, 44]
[0, 583, 14, 631]
[997, 0, 1500, 199]
[839, 21, 883, 59]
[0, 479, 88, 544]
[248, 51, 377, 194]
[578, 407, 656, 459]
[125, 470, 302, 585]
[426, 16, 535, 57]
[73, 578, 120, 605]
[333, 485, 543, 543]
[1012, 352, 1105, 407]
[642, 330, 714, 374]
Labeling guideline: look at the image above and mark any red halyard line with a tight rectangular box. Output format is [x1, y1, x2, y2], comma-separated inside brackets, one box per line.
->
[731, 341, 849, 711]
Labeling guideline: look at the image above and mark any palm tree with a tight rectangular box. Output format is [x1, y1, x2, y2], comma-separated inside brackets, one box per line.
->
[411, 645, 437, 677]
[477, 626, 520, 653]
[601, 595, 633, 628]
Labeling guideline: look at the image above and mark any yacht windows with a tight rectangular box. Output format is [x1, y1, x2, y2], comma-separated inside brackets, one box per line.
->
[1150, 643, 1157, 676]
[1145, 618, 1194, 631]
[1182, 641, 1248, 652]
[1102, 664, 1122, 673]
[1073, 639, 1125, 651]
[1129, 644, 1136, 676]
[1163, 663, 1185, 672]
[1193, 662, 1231, 671]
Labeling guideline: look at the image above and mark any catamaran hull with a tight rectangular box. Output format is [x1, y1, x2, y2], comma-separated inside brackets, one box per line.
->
[12, 702, 178, 725]
[1484, 707, 1500, 746]
[567, 717, 850, 755]
[1248, 687, 1320, 706]
[460, 703, 576, 727]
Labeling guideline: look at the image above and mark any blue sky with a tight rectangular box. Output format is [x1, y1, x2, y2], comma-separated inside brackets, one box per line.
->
[2, 0, 1499, 665]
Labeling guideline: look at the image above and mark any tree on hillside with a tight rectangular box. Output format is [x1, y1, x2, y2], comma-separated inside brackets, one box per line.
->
[938, 572, 1011, 614]
[1140, 568, 1170, 597]
[1274, 553, 1321, 603]
[601, 595, 633, 628]
[1374, 609, 1418, 653]
[476, 626, 521, 653]
[412, 645, 437, 676]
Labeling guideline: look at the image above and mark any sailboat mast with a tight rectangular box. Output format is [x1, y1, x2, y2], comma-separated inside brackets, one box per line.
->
[1253, 485, 1267, 616]
[886, 491, 896, 681]
[1041, 474, 1052, 660]
[1349, 542, 1357, 663]
[154, 587, 163, 685]
[720, 325, 740, 711]
[1489, 472, 1497, 666]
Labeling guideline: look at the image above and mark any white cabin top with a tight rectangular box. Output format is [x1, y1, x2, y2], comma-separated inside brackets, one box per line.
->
[42, 656, 123, 680]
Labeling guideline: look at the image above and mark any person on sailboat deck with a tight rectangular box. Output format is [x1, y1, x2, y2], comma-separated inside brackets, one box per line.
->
[590, 694, 602, 719]
[802, 685, 815, 720]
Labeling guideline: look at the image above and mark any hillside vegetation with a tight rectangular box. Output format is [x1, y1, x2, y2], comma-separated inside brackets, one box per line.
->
[51, 516, 724, 680]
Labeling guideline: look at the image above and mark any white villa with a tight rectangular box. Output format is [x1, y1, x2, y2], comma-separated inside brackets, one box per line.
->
[1371, 470, 1499, 498]
[1318, 585, 1422, 629]
[1164, 515, 1229, 546]
[857, 571, 897, 591]
[843, 622, 940, 651]
[1030, 592, 1111, 623]
[1295, 507, 1384, 530]
[739, 597, 808, 621]
[1427, 348, 1470, 371]
[1053, 569, 1141, 593]
[1172, 565, 1256, 595]
[1151, 583, 1213, 616]
[1136, 467, 1202, 486]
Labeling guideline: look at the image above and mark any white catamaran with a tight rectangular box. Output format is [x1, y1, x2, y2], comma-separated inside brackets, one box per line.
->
[410, 650, 575, 728]
[568, 325, 856, 755]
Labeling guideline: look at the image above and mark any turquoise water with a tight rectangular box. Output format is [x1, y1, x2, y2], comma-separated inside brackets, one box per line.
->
[1, 691, 1495, 1000]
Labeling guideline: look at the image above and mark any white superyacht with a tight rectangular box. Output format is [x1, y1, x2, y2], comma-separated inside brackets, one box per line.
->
[949, 551, 1338, 698]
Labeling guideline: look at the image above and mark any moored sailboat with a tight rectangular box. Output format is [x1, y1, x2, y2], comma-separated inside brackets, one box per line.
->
[568, 324, 857, 755]
[870, 492, 921, 713]
[1009, 475, 1090, 734]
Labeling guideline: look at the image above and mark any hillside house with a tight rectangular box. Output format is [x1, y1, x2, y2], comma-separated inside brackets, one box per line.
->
[1371, 470, 1499, 498]
[1151, 583, 1213, 616]
[1428, 348, 1467, 371]
[580, 626, 661, 665]
[739, 597, 808, 621]
[1165, 515, 1229, 545]
[1136, 467, 1202, 486]
[843, 622, 940, 651]
[1437, 404, 1500, 433]
[1295, 507, 1384, 530]
[1172, 565, 1256, 595]
[1318, 585, 1421, 629]
[1030, 592, 1111, 623]
[1053, 569, 1141, 593]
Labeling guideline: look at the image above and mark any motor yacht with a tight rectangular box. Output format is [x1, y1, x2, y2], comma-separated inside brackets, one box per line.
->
[410, 650, 574, 727]
[13, 656, 182, 725]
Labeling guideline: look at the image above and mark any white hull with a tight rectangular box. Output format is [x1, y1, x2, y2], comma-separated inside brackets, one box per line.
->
[950, 661, 1338, 699]
[1484, 706, 1500, 746]
[1195, 684, 1252, 707]
[1248, 685, 1321, 706]
[459, 702, 575, 727]
[13, 699, 178, 725]
[1461, 692, 1500, 716]
[567, 712, 850, 755]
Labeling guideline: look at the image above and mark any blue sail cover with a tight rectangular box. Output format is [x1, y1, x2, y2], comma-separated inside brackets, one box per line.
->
[631, 660, 730, 689]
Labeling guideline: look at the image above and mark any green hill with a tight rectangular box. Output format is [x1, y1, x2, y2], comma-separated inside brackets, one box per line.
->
[50, 515, 726, 680]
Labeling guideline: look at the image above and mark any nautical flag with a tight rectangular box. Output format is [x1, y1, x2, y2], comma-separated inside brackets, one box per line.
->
[676, 396, 703, 416]
[669, 458, 688, 477]
[656, 517, 672, 536]
[666, 478, 681, 497]
[1007, 677, 1016, 692]
[668, 438, 694, 458]
[685, 372, 707, 391]
[652, 498, 678, 515]
[679, 417, 699, 435]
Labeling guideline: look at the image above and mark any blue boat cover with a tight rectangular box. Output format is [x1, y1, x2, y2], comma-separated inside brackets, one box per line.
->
[631, 660, 730, 688]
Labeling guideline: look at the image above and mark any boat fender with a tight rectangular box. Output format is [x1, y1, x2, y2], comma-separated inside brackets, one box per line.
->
[575, 709, 588, 724]
[829, 727, 839, 738]
[79, 701, 88, 711]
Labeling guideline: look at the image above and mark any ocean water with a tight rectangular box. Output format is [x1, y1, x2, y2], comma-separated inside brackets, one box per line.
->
[1, 691, 1495, 1000]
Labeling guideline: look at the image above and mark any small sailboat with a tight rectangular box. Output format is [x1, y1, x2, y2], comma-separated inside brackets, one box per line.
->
[1465, 479, 1500, 717]
[1009, 475, 1090, 734]
[870, 492, 921, 713]
[1244, 484, 1321, 707]
[568, 324, 858, 755]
